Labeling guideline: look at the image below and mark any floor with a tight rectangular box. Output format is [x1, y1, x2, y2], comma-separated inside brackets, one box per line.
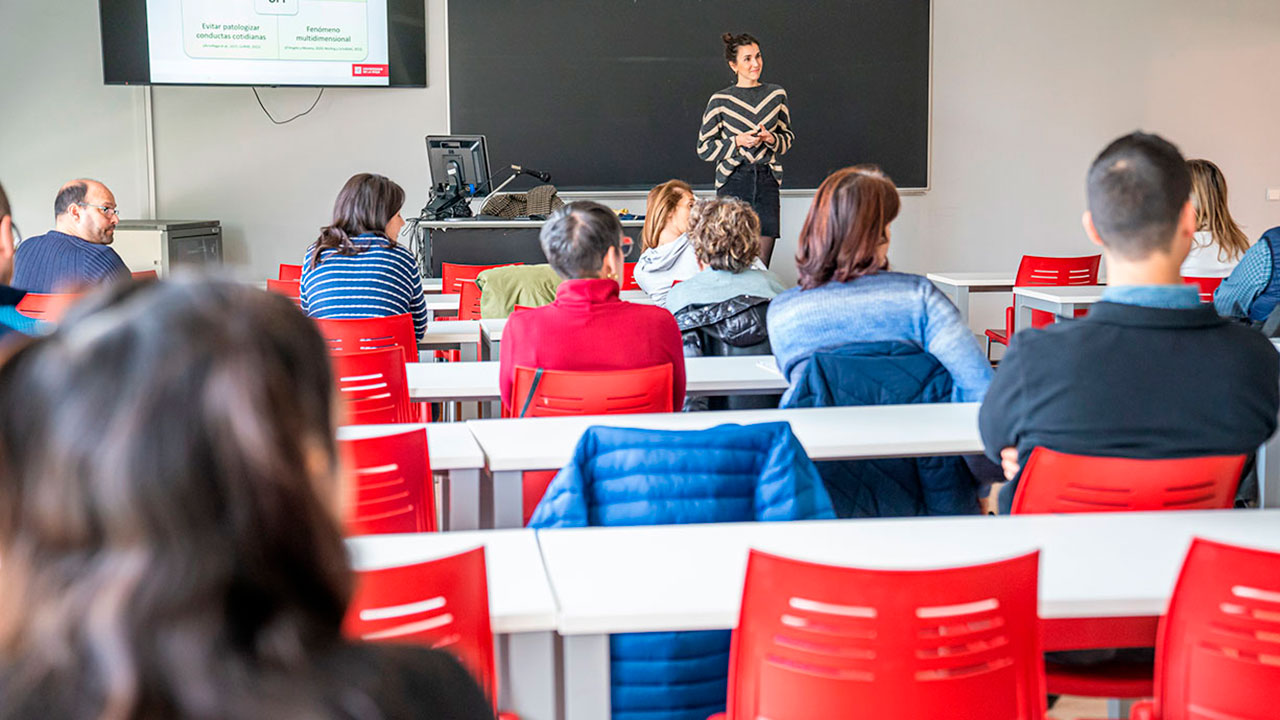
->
[1050, 696, 1111, 719]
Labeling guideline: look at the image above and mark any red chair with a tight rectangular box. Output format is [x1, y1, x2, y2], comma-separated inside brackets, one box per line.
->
[441, 262, 522, 295]
[15, 292, 83, 321]
[278, 263, 303, 281]
[330, 348, 417, 425]
[345, 547, 518, 719]
[622, 261, 641, 291]
[508, 364, 675, 525]
[340, 428, 437, 535]
[314, 314, 420, 363]
[457, 280, 483, 321]
[1131, 538, 1280, 720]
[1012, 448, 1244, 704]
[265, 278, 302, 306]
[712, 549, 1045, 720]
[1011, 448, 1245, 514]
[1182, 276, 1223, 304]
[131, 270, 158, 281]
[985, 255, 1101, 357]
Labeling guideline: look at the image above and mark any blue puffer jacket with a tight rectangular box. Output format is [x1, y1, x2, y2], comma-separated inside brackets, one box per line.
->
[782, 341, 982, 518]
[529, 422, 835, 720]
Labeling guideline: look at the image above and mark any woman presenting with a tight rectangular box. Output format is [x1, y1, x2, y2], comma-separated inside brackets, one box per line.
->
[696, 32, 793, 267]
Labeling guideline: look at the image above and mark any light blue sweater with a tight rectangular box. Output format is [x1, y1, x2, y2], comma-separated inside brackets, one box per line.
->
[767, 271, 993, 402]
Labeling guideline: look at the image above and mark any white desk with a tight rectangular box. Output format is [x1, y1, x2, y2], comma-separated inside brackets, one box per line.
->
[337, 423, 486, 531]
[419, 320, 481, 362]
[926, 272, 1015, 325]
[346, 530, 558, 720]
[468, 403, 982, 528]
[405, 355, 787, 404]
[1012, 285, 1105, 331]
[423, 277, 443, 294]
[540, 509, 1280, 720]
[429, 289, 654, 320]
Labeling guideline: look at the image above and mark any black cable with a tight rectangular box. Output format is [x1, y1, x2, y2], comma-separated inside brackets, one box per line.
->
[252, 87, 324, 124]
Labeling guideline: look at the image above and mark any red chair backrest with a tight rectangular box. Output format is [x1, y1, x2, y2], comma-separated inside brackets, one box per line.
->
[278, 263, 303, 281]
[15, 292, 83, 321]
[1147, 538, 1280, 720]
[1011, 448, 1244, 514]
[1009, 254, 1102, 331]
[330, 348, 416, 425]
[725, 549, 1045, 720]
[457, 280, 483, 320]
[508, 364, 673, 417]
[622, 261, 641, 291]
[265, 278, 302, 305]
[314, 313, 420, 363]
[345, 547, 498, 702]
[1183, 276, 1223, 304]
[339, 428, 436, 535]
[441, 262, 522, 295]
[131, 270, 158, 281]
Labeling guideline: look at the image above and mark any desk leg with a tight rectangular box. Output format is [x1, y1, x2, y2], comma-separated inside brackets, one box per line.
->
[1056, 302, 1078, 322]
[481, 333, 500, 362]
[953, 285, 970, 326]
[492, 469, 524, 529]
[1260, 427, 1280, 509]
[447, 468, 480, 531]
[460, 341, 479, 363]
[1014, 295, 1033, 332]
[1107, 699, 1136, 719]
[563, 634, 610, 720]
[497, 631, 560, 720]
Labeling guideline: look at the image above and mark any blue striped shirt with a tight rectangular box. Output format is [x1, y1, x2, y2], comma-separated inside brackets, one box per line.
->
[300, 235, 428, 337]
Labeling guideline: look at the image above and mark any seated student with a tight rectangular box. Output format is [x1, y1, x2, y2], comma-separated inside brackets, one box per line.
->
[1213, 224, 1280, 322]
[768, 166, 993, 518]
[1181, 159, 1250, 279]
[768, 165, 992, 403]
[11, 179, 129, 292]
[981, 132, 1279, 513]
[0, 181, 31, 339]
[668, 196, 784, 410]
[301, 173, 428, 337]
[0, 278, 494, 719]
[500, 201, 686, 412]
[633, 179, 699, 305]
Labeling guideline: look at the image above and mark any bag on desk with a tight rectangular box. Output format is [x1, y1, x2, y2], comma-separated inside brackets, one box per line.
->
[479, 184, 565, 219]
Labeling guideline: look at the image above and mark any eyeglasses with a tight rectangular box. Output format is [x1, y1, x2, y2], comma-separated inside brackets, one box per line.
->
[77, 202, 120, 218]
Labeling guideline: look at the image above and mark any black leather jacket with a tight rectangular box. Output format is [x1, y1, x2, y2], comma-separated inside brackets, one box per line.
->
[673, 294, 779, 411]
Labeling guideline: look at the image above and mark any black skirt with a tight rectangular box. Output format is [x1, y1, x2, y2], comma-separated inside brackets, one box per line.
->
[717, 163, 781, 237]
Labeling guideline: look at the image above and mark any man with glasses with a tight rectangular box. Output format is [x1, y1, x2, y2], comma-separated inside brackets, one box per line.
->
[12, 179, 129, 292]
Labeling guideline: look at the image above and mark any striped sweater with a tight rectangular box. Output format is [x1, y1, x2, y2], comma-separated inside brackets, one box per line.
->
[300, 234, 429, 337]
[696, 83, 794, 189]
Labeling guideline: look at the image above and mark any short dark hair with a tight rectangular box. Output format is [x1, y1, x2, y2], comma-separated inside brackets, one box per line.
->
[0, 180, 10, 218]
[540, 201, 623, 279]
[722, 32, 760, 64]
[1086, 132, 1192, 260]
[54, 181, 89, 217]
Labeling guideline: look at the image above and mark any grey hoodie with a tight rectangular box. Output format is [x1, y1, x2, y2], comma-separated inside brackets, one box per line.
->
[634, 234, 701, 306]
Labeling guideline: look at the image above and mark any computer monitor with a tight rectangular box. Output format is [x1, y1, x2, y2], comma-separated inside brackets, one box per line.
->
[426, 135, 492, 197]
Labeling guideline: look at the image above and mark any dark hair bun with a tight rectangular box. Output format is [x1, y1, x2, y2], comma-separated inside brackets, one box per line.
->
[721, 32, 735, 45]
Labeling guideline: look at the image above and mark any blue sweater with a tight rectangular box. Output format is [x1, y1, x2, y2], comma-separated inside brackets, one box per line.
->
[301, 235, 429, 337]
[767, 272, 992, 403]
[12, 230, 129, 293]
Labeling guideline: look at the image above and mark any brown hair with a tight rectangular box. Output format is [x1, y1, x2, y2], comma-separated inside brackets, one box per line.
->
[0, 180, 9, 218]
[310, 173, 405, 268]
[641, 180, 693, 250]
[0, 277, 351, 718]
[688, 196, 760, 273]
[795, 165, 900, 290]
[1188, 159, 1250, 263]
[722, 32, 760, 64]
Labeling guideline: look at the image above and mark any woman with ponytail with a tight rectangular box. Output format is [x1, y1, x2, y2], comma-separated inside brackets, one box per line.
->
[696, 32, 793, 267]
[300, 173, 428, 337]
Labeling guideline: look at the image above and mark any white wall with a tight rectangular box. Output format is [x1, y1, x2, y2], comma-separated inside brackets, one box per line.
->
[4, 0, 1279, 332]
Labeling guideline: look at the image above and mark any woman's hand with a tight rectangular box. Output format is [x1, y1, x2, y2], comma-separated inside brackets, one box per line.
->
[735, 130, 761, 148]
[755, 124, 776, 146]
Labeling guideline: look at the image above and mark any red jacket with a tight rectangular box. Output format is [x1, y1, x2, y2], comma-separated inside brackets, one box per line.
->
[499, 278, 686, 411]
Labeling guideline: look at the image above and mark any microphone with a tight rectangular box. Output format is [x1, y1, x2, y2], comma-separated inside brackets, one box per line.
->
[512, 165, 552, 183]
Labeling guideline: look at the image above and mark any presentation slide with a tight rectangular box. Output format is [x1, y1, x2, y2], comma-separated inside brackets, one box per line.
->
[145, 0, 390, 86]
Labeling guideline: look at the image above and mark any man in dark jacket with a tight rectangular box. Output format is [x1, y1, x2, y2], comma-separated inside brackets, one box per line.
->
[980, 132, 1279, 513]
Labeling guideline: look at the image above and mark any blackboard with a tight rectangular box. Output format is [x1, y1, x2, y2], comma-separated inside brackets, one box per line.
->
[447, 0, 930, 191]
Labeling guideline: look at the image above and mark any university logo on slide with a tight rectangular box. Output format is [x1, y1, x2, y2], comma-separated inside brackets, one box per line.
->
[352, 64, 388, 77]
